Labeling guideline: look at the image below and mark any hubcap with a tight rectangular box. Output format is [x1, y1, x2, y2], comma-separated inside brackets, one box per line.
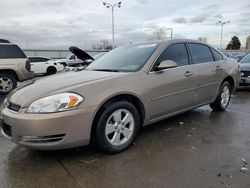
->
[105, 109, 135, 146]
[221, 85, 230, 108]
[0, 77, 13, 92]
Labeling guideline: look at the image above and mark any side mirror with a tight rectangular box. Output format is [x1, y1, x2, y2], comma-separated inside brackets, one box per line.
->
[155, 60, 178, 71]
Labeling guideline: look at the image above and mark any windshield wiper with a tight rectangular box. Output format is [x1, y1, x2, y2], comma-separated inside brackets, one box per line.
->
[91, 69, 120, 72]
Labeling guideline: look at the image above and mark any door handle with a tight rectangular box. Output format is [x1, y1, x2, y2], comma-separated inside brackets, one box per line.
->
[215, 66, 221, 71]
[184, 71, 193, 77]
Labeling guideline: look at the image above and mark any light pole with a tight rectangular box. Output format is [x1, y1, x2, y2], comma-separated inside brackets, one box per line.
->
[217, 20, 230, 50]
[103, 1, 121, 49]
[166, 28, 173, 39]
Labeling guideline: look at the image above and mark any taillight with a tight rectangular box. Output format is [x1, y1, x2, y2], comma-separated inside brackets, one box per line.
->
[25, 59, 31, 71]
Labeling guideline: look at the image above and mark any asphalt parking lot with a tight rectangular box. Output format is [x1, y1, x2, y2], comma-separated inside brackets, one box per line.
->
[0, 89, 250, 188]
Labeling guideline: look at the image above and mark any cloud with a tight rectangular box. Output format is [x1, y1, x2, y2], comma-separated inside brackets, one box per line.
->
[215, 14, 223, 19]
[136, 0, 150, 4]
[0, 0, 249, 49]
[173, 17, 188, 24]
[190, 13, 210, 23]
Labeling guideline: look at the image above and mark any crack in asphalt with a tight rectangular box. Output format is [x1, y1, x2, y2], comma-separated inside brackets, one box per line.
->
[54, 155, 85, 188]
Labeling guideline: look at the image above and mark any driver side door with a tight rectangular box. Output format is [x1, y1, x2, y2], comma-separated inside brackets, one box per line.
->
[147, 43, 196, 121]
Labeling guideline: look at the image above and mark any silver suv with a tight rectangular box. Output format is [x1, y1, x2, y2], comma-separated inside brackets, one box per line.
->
[0, 39, 34, 94]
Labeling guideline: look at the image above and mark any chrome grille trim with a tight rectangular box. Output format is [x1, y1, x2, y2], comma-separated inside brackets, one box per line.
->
[7, 101, 21, 112]
[21, 134, 66, 144]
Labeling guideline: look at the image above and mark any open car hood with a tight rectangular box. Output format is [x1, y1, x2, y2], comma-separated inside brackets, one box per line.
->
[69, 46, 94, 61]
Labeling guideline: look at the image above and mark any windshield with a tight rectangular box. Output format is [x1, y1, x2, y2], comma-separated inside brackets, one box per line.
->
[64, 54, 73, 59]
[87, 43, 160, 72]
[240, 54, 250, 64]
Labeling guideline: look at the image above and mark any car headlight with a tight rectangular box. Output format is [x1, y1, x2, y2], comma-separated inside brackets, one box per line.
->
[27, 93, 84, 113]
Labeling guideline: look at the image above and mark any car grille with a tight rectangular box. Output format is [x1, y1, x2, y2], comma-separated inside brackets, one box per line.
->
[21, 134, 66, 144]
[2, 122, 12, 138]
[241, 71, 250, 78]
[7, 101, 21, 112]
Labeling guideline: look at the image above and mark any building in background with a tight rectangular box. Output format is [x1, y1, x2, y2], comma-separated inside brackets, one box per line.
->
[246, 36, 250, 50]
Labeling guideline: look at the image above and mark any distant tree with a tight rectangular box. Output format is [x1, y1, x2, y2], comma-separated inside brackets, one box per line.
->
[92, 39, 113, 50]
[148, 27, 167, 40]
[226, 36, 241, 50]
[197, 37, 207, 43]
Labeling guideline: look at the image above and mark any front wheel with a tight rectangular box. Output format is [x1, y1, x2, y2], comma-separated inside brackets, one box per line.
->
[210, 81, 231, 111]
[0, 74, 17, 95]
[95, 101, 140, 154]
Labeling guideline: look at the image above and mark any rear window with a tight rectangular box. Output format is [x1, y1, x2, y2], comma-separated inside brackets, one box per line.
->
[211, 48, 223, 61]
[0, 45, 26, 59]
[29, 57, 50, 62]
[189, 43, 213, 64]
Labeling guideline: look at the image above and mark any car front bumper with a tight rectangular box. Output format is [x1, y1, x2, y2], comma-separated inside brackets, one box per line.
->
[0, 105, 96, 150]
[239, 77, 250, 86]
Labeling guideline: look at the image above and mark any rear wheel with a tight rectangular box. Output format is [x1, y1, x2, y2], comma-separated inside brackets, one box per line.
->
[0, 74, 17, 95]
[210, 81, 231, 111]
[95, 101, 140, 153]
[46, 66, 57, 75]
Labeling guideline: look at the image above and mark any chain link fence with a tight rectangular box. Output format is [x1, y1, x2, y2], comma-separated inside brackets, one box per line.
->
[23, 49, 107, 59]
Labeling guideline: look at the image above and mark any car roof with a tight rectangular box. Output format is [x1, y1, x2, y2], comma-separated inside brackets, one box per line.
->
[129, 39, 210, 46]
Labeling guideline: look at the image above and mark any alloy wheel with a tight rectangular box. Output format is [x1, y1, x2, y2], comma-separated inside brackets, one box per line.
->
[0, 77, 13, 93]
[220, 85, 230, 108]
[105, 109, 135, 146]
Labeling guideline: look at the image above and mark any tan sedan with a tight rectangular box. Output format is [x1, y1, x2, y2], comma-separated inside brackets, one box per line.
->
[0, 39, 240, 153]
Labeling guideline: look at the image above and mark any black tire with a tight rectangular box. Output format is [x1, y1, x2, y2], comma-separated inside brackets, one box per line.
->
[0, 74, 17, 95]
[95, 101, 140, 154]
[210, 81, 231, 111]
[46, 66, 57, 75]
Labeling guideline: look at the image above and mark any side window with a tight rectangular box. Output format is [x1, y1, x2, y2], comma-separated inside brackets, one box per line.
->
[189, 43, 213, 64]
[154, 43, 189, 68]
[29, 57, 42, 63]
[28, 57, 36, 63]
[0, 45, 26, 59]
[38, 57, 49, 62]
[70, 55, 76, 60]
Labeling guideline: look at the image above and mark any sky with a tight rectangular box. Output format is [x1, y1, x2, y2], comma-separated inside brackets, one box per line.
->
[0, 0, 249, 50]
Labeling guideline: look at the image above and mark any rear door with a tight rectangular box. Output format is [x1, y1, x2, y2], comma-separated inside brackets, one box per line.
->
[30, 57, 49, 74]
[187, 43, 221, 105]
[148, 43, 196, 120]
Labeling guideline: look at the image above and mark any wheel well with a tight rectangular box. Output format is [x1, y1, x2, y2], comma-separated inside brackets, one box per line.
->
[0, 69, 19, 81]
[222, 76, 235, 90]
[90, 94, 145, 142]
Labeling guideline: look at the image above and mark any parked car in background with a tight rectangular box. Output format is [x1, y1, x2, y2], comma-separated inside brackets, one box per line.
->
[68, 46, 94, 66]
[223, 51, 246, 61]
[0, 39, 33, 95]
[49, 47, 95, 67]
[0, 39, 240, 153]
[29, 56, 65, 75]
[239, 53, 250, 86]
